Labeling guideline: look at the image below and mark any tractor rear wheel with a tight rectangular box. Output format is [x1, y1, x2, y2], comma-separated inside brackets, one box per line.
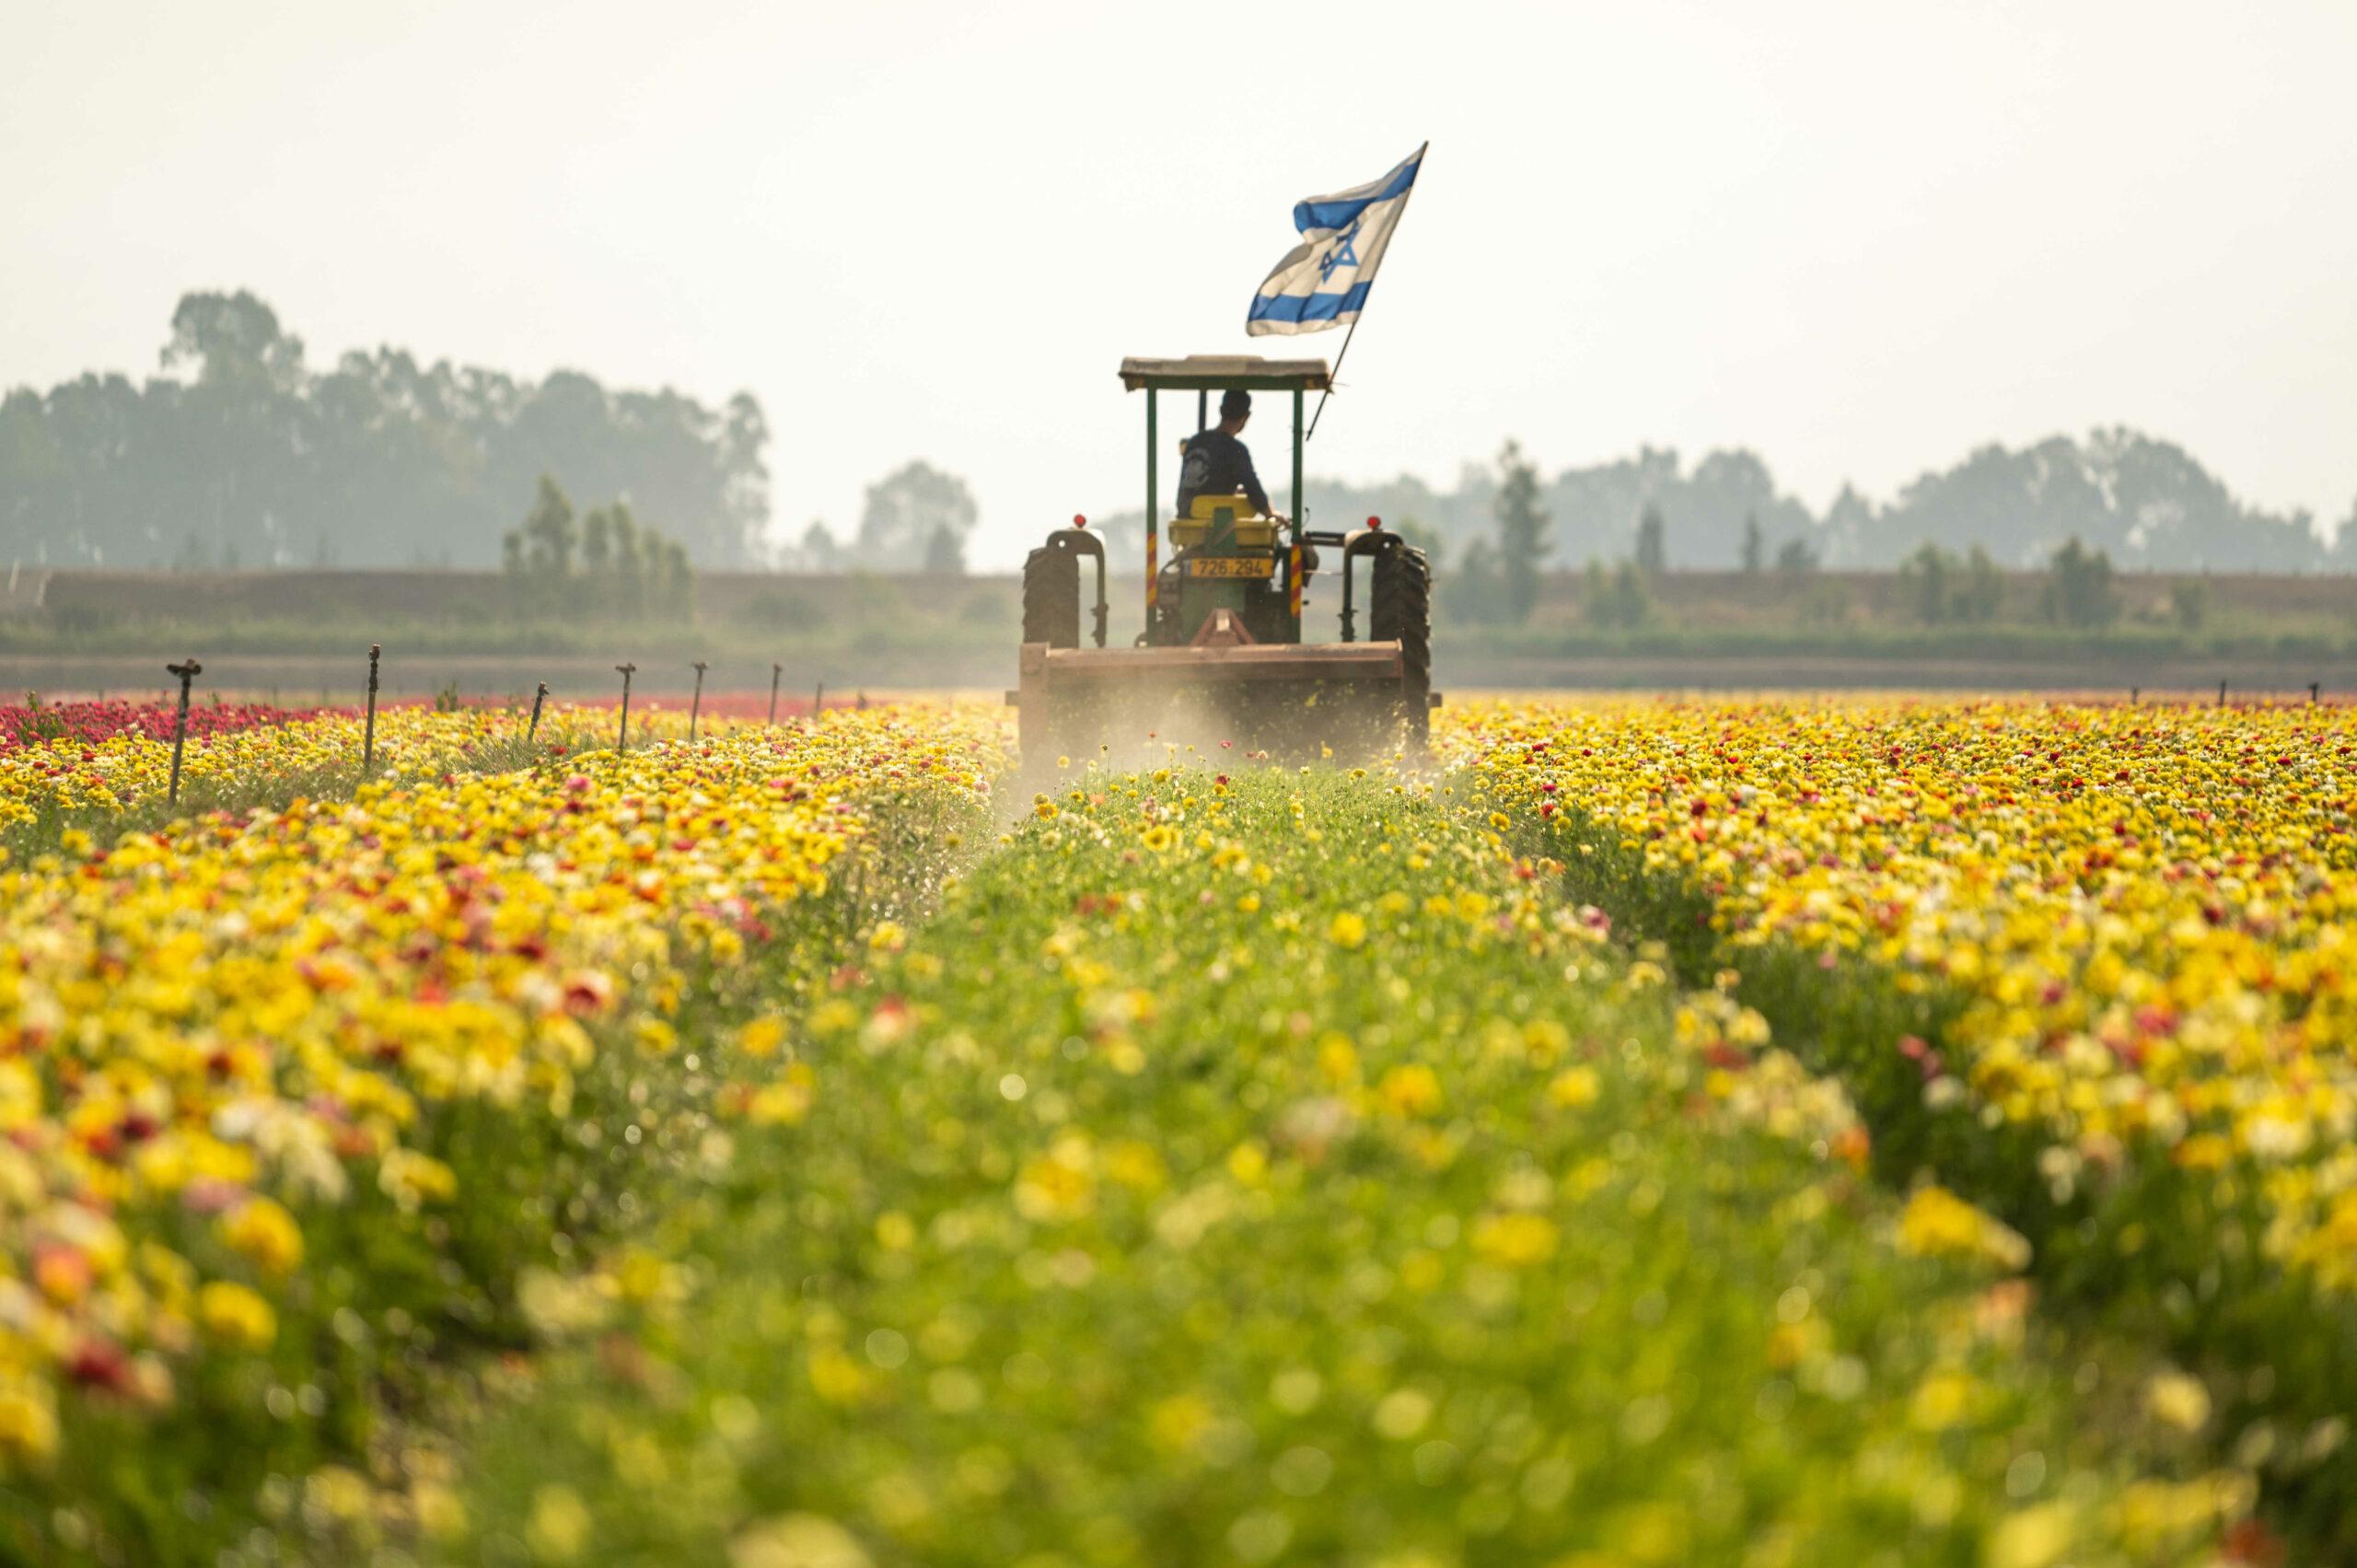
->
[1022, 538, 1083, 648]
[1369, 541, 1433, 749]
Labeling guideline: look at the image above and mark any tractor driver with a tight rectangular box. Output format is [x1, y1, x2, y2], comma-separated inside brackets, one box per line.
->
[1177, 389, 1273, 519]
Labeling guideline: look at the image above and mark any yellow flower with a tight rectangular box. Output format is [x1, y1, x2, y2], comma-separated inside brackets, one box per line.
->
[1548, 1066, 1601, 1108]
[377, 1149, 458, 1212]
[196, 1281, 278, 1350]
[221, 1197, 304, 1275]
[0, 1380, 61, 1469]
[1470, 1212, 1559, 1268]
[2143, 1370, 2212, 1433]
[1375, 1063, 1444, 1118]
[1329, 911, 1368, 949]
[1894, 1186, 2031, 1272]
[737, 1016, 789, 1058]
[527, 1483, 594, 1562]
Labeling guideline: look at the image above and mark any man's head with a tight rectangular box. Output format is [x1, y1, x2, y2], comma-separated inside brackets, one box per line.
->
[1219, 389, 1251, 431]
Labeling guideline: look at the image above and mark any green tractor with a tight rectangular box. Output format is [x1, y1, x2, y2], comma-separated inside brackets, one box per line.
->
[1013, 355, 1435, 770]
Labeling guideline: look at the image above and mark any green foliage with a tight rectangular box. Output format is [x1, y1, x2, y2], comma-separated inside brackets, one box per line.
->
[859, 460, 979, 574]
[1579, 557, 1652, 629]
[0, 291, 770, 569]
[1520, 801, 2357, 1556]
[2042, 536, 2119, 627]
[1492, 439, 1550, 623]
[1773, 535, 1820, 574]
[430, 771, 2223, 1566]
[1898, 541, 2006, 624]
[502, 476, 694, 621]
[1633, 502, 1666, 573]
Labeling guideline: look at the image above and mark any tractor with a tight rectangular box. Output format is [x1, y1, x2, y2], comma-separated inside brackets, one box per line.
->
[1012, 355, 1434, 772]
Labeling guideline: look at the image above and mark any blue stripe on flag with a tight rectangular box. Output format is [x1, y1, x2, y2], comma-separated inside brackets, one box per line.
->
[1247, 281, 1373, 325]
[1292, 157, 1422, 234]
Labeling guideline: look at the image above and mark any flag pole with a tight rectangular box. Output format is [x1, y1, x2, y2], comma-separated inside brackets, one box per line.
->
[1304, 318, 1358, 442]
[1305, 140, 1426, 444]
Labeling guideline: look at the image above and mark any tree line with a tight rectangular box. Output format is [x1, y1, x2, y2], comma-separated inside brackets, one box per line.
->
[0, 291, 771, 571]
[1308, 429, 2355, 575]
[1435, 443, 2245, 633]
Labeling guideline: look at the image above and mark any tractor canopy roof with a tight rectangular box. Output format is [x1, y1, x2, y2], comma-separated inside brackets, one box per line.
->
[1119, 355, 1331, 393]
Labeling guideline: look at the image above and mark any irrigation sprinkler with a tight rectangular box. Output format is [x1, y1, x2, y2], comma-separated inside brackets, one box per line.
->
[690, 661, 709, 740]
[165, 658, 202, 806]
[2311, 681, 2322, 705]
[616, 663, 637, 754]
[812, 680, 824, 718]
[362, 644, 382, 773]
[2218, 679, 2228, 709]
[528, 680, 549, 743]
[768, 663, 783, 725]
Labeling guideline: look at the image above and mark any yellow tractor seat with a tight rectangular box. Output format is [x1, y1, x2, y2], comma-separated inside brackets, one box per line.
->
[1170, 493, 1280, 549]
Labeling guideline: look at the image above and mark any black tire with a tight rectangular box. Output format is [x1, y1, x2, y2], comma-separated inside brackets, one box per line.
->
[1022, 539, 1082, 648]
[1369, 541, 1433, 748]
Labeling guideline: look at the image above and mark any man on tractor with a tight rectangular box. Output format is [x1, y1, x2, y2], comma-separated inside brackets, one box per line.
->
[1176, 389, 1273, 518]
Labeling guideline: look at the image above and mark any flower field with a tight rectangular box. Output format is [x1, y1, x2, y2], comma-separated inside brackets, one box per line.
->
[1450, 696, 2357, 1549]
[2, 691, 2347, 1563]
[0, 701, 1001, 1562]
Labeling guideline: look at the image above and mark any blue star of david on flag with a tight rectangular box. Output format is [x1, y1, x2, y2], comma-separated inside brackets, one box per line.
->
[1248, 143, 1425, 336]
[1318, 220, 1362, 283]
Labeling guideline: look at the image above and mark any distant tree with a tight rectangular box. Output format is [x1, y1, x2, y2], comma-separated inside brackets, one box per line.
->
[1634, 504, 1667, 574]
[795, 519, 842, 572]
[1774, 536, 1820, 574]
[1956, 545, 2005, 622]
[1740, 511, 1764, 574]
[1492, 440, 1550, 623]
[1580, 558, 1652, 630]
[581, 505, 614, 575]
[0, 290, 771, 569]
[1898, 541, 1956, 624]
[2041, 536, 2118, 627]
[1440, 536, 1506, 624]
[502, 482, 691, 619]
[162, 290, 306, 392]
[922, 522, 968, 575]
[508, 475, 577, 577]
[859, 460, 978, 573]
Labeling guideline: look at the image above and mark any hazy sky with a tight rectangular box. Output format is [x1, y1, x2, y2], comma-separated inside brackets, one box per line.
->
[6, 0, 2353, 566]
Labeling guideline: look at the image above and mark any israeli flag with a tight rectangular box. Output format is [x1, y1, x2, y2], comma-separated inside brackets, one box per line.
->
[1246, 142, 1426, 336]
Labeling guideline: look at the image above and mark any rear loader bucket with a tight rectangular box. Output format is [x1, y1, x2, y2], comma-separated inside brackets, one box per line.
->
[1010, 642, 1435, 783]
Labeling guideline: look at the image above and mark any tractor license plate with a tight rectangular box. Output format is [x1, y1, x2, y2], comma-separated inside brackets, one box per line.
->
[1186, 557, 1275, 579]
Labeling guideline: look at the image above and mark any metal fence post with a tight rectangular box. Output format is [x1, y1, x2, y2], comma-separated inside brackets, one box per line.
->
[690, 660, 709, 740]
[2218, 679, 2227, 709]
[166, 658, 202, 807]
[363, 644, 382, 773]
[616, 663, 637, 754]
[768, 663, 782, 725]
[812, 680, 824, 718]
[528, 680, 548, 742]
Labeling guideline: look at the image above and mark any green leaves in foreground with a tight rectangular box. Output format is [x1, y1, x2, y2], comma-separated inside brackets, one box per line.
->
[433, 769, 2239, 1568]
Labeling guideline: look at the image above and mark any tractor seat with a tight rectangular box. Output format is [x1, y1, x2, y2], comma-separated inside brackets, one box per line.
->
[1170, 493, 1280, 549]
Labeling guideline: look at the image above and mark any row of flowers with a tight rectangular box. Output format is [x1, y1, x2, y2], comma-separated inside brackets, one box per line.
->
[0, 702, 1004, 1562]
[424, 760, 2246, 1565]
[1445, 696, 2357, 1543]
